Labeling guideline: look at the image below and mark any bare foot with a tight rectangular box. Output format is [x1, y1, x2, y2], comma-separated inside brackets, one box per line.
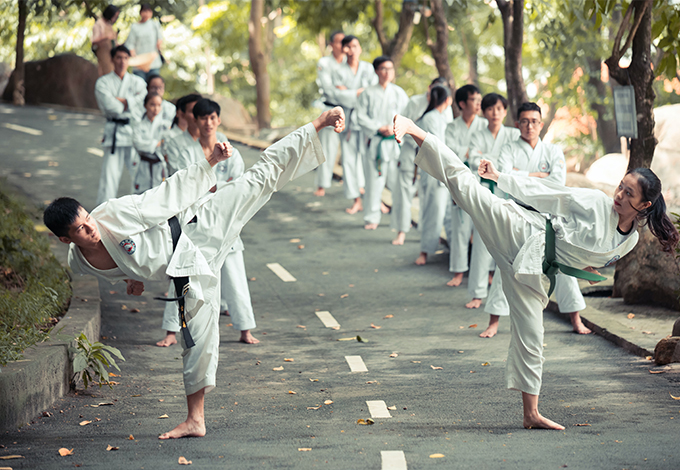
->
[156, 332, 177, 347]
[158, 419, 207, 439]
[489, 272, 494, 286]
[392, 231, 406, 245]
[380, 202, 390, 214]
[313, 187, 325, 197]
[479, 316, 499, 338]
[364, 223, 378, 230]
[221, 309, 230, 316]
[523, 413, 565, 430]
[446, 273, 464, 287]
[569, 312, 592, 335]
[414, 252, 427, 265]
[465, 298, 483, 309]
[239, 330, 260, 344]
[359, 187, 365, 195]
[346, 198, 363, 214]
[313, 107, 345, 133]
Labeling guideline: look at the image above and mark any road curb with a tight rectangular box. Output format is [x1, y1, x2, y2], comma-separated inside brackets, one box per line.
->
[0, 273, 101, 432]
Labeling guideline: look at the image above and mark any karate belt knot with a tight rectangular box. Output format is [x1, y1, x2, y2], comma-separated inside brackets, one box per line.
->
[375, 133, 397, 176]
[542, 219, 606, 297]
[107, 117, 130, 154]
[153, 216, 195, 348]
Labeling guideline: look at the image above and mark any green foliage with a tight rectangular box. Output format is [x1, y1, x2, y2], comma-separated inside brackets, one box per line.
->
[0, 188, 71, 366]
[69, 333, 125, 390]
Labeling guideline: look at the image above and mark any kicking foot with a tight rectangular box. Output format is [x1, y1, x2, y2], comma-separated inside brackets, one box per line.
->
[465, 298, 483, 309]
[364, 223, 378, 230]
[313, 187, 326, 197]
[159, 419, 207, 439]
[414, 252, 427, 265]
[446, 273, 464, 287]
[523, 413, 565, 430]
[392, 231, 406, 245]
[156, 332, 177, 347]
[346, 199, 363, 214]
[239, 330, 260, 344]
[380, 202, 390, 214]
[570, 313, 592, 335]
[313, 107, 345, 133]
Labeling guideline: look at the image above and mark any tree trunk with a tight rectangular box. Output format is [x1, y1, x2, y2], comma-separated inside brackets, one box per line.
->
[372, 0, 416, 70]
[587, 57, 619, 154]
[497, 0, 528, 123]
[604, 0, 655, 170]
[459, 21, 479, 89]
[248, 0, 271, 129]
[13, 0, 27, 106]
[423, 0, 459, 118]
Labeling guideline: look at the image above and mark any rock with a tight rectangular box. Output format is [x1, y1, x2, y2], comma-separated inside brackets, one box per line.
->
[2, 54, 98, 109]
[654, 336, 680, 365]
[612, 227, 680, 311]
[673, 318, 680, 337]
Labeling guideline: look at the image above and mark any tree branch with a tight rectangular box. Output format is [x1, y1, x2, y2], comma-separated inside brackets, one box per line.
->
[619, 0, 652, 58]
[372, 0, 388, 51]
[612, 2, 634, 60]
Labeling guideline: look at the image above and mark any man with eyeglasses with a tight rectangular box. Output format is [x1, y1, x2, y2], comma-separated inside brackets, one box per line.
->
[493, 101, 590, 335]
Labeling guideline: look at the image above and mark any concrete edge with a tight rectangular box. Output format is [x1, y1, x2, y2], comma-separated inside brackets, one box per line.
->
[0, 273, 101, 432]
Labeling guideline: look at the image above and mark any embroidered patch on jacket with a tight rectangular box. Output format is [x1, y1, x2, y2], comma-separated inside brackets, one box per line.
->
[120, 239, 136, 255]
[539, 161, 550, 172]
[604, 255, 620, 267]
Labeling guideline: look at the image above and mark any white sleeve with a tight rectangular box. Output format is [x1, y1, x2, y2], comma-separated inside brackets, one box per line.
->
[467, 131, 487, 172]
[355, 91, 381, 136]
[132, 121, 158, 154]
[497, 142, 530, 177]
[95, 77, 125, 117]
[497, 173, 577, 216]
[544, 145, 567, 185]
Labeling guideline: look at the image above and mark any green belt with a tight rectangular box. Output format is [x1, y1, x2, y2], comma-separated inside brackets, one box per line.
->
[464, 161, 496, 193]
[375, 133, 396, 177]
[542, 219, 607, 297]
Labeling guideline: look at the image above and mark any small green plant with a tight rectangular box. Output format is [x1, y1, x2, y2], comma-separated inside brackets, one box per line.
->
[69, 333, 125, 390]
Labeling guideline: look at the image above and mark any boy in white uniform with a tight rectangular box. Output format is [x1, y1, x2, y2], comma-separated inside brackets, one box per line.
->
[332, 35, 378, 214]
[132, 93, 170, 193]
[464, 93, 520, 311]
[44, 107, 345, 440]
[481, 102, 589, 337]
[355, 56, 409, 230]
[164, 94, 202, 175]
[312, 30, 345, 197]
[94, 45, 147, 205]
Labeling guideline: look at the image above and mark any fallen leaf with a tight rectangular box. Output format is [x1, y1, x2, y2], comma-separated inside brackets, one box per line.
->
[389, 352, 398, 358]
[430, 365, 443, 370]
[646, 356, 653, 360]
[349, 284, 355, 287]
[0, 455, 25, 459]
[58, 448, 74, 456]
[130, 394, 141, 397]
[627, 313, 635, 319]
[459, 326, 464, 329]
[458, 351, 464, 353]
[108, 373, 120, 377]
[108, 381, 120, 385]
[340, 294, 349, 298]
[249, 277, 256, 281]
[42, 411, 52, 417]
[374, 269, 378, 272]
[337, 337, 356, 341]
[298, 448, 312, 452]
[670, 394, 680, 400]
[106, 445, 119, 451]
[318, 293, 325, 297]
[129, 308, 140, 313]
[429, 453, 445, 458]
[387, 405, 397, 410]
[411, 361, 421, 363]
[158, 414, 169, 419]
[356, 336, 368, 342]
[650, 370, 666, 374]
[273, 366, 284, 371]
[121, 305, 128, 310]
[178, 456, 192, 465]
[289, 238, 301, 243]
[307, 406, 321, 410]
[128, 435, 135, 440]
[324, 400, 333, 405]
[79, 420, 92, 426]
[284, 358, 294, 362]
[94, 418, 101, 422]
[331, 326, 340, 330]
[108, 291, 117, 295]
[370, 323, 381, 329]
[642, 331, 653, 335]
[470, 370, 476, 373]
[296, 325, 306, 329]
[288, 391, 297, 394]
[384, 314, 394, 318]
[482, 362, 490, 366]
[573, 423, 591, 426]
[468, 324, 478, 328]
[309, 378, 319, 382]
[322, 272, 329, 275]
[357, 418, 375, 425]
[298, 245, 305, 249]
[366, 381, 377, 384]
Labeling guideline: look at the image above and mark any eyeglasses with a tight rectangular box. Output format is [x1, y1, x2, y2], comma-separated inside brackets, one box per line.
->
[378, 66, 394, 72]
[519, 119, 541, 127]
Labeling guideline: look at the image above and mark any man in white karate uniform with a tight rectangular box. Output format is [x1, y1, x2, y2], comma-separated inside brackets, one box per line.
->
[332, 35, 378, 214]
[312, 30, 345, 197]
[355, 56, 409, 230]
[94, 45, 147, 206]
[164, 93, 202, 175]
[391, 77, 450, 246]
[155, 98, 259, 347]
[488, 101, 590, 336]
[439, 85, 487, 274]
[44, 107, 345, 440]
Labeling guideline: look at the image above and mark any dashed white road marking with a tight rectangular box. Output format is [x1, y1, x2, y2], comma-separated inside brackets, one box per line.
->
[2, 123, 43, 135]
[381, 451, 407, 470]
[367, 400, 392, 418]
[266, 262, 297, 282]
[87, 147, 104, 157]
[345, 355, 368, 372]
[315, 310, 340, 329]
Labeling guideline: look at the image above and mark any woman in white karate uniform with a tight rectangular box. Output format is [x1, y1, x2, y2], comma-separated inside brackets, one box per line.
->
[414, 86, 453, 265]
[132, 92, 170, 193]
[393, 114, 679, 430]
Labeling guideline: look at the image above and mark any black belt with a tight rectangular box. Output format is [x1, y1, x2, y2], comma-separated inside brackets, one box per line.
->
[107, 117, 130, 154]
[153, 216, 195, 348]
[138, 152, 164, 190]
[323, 101, 340, 108]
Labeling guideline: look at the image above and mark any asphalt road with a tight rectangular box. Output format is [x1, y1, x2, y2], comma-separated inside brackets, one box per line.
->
[1, 104, 679, 470]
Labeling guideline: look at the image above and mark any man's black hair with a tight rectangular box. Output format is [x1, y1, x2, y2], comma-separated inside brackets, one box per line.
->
[516, 102, 542, 121]
[110, 44, 131, 59]
[103, 4, 120, 21]
[44, 197, 83, 238]
[481, 93, 508, 112]
[193, 98, 221, 118]
[177, 93, 202, 112]
[140, 3, 152, 12]
[329, 30, 344, 44]
[430, 76, 447, 87]
[147, 74, 164, 86]
[372, 56, 393, 72]
[341, 35, 358, 48]
[454, 84, 481, 109]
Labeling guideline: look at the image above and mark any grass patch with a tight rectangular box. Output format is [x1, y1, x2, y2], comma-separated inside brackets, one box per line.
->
[0, 187, 71, 366]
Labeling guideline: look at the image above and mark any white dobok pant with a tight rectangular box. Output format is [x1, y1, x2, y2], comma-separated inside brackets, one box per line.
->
[446, 201, 474, 273]
[315, 126, 340, 190]
[340, 130, 366, 200]
[96, 146, 138, 205]
[418, 172, 449, 254]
